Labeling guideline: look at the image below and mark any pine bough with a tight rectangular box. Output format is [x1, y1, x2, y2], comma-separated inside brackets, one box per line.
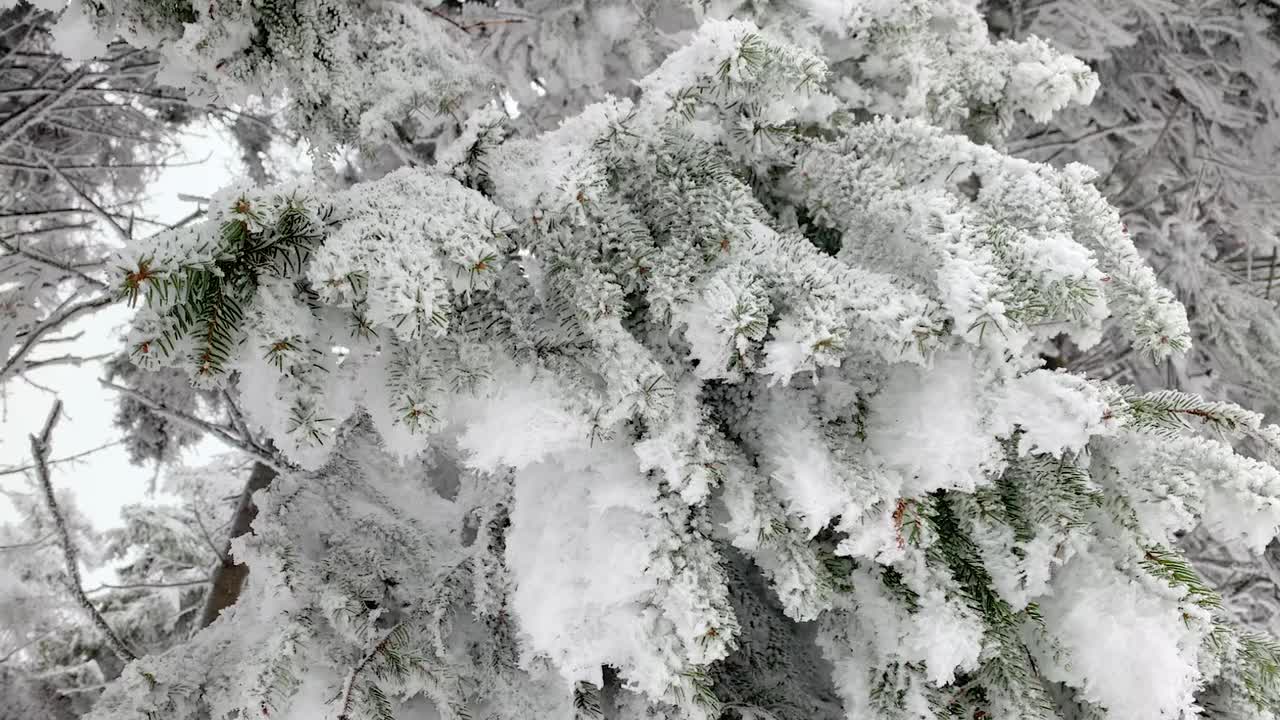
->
[46, 1, 1280, 719]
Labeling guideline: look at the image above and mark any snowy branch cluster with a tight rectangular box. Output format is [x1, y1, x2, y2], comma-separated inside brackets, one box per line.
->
[4, 1, 1280, 720]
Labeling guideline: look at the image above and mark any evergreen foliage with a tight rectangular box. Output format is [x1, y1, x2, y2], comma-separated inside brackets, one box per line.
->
[17, 1, 1280, 720]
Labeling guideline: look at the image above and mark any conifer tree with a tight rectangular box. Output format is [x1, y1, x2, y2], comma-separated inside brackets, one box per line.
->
[19, 1, 1280, 720]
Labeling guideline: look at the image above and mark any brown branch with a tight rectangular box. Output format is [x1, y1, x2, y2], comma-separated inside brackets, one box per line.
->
[197, 461, 276, 628]
[29, 400, 137, 662]
[18, 352, 113, 373]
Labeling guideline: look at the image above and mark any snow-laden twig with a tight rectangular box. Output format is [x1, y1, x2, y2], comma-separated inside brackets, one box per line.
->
[29, 400, 137, 662]
[86, 577, 211, 593]
[99, 378, 290, 472]
[0, 293, 115, 381]
[336, 621, 406, 720]
[0, 438, 121, 477]
[39, 155, 134, 243]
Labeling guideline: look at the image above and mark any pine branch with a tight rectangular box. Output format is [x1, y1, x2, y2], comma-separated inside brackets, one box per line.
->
[336, 621, 408, 720]
[1118, 388, 1262, 437]
[29, 400, 137, 662]
[1140, 547, 1222, 609]
[574, 680, 604, 719]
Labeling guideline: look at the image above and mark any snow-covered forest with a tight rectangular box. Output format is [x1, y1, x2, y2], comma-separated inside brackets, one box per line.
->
[4, 1, 1280, 719]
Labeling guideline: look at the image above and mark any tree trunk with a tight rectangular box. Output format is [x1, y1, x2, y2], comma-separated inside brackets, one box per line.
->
[197, 461, 276, 629]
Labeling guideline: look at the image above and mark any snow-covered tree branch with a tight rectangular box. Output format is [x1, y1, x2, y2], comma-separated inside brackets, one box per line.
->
[3, 1, 1280, 720]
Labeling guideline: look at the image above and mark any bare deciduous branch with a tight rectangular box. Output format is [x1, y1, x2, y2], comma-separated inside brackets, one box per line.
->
[198, 461, 276, 629]
[98, 378, 288, 472]
[0, 531, 54, 550]
[29, 400, 137, 662]
[86, 577, 211, 593]
[1, 293, 115, 382]
[38, 156, 133, 243]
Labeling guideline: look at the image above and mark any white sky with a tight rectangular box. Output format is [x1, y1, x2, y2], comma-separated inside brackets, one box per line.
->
[0, 121, 244, 532]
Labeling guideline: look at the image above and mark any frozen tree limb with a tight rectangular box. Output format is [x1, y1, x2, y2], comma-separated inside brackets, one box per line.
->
[1, 294, 114, 382]
[38, 156, 134, 243]
[0, 438, 121, 477]
[29, 400, 137, 663]
[99, 378, 288, 471]
[197, 461, 276, 629]
[86, 577, 210, 593]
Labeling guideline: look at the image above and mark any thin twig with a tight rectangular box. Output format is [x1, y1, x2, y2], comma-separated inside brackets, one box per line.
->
[1010, 120, 1166, 154]
[0, 229, 106, 289]
[0, 629, 57, 665]
[1113, 99, 1184, 201]
[1119, 179, 1197, 218]
[99, 378, 289, 472]
[18, 351, 113, 373]
[29, 400, 137, 662]
[1, 293, 114, 382]
[191, 500, 229, 564]
[0, 438, 121, 477]
[221, 388, 254, 444]
[39, 156, 134, 243]
[86, 577, 211, 593]
[0, 531, 55, 550]
[427, 6, 525, 33]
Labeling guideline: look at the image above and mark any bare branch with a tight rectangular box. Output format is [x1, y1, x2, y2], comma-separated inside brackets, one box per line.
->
[18, 352, 113, 373]
[191, 500, 229, 564]
[198, 461, 276, 628]
[38, 156, 134, 243]
[0, 439, 122, 478]
[0, 237, 107, 288]
[221, 388, 254, 444]
[0, 531, 55, 550]
[29, 400, 137, 662]
[1113, 99, 1184, 201]
[0, 629, 57, 665]
[86, 577, 211, 593]
[1, 293, 115, 382]
[98, 378, 289, 472]
[0, 63, 93, 155]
